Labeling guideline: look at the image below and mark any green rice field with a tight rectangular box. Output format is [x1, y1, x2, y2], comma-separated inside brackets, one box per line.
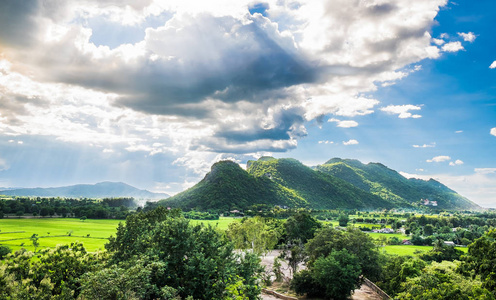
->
[0, 217, 464, 257]
[0, 217, 239, 252]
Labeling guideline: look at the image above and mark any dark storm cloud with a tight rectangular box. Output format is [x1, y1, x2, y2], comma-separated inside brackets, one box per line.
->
[0, 0, 40, 47]
[13, 12, 318, 119]
[109, 16, 318, 115]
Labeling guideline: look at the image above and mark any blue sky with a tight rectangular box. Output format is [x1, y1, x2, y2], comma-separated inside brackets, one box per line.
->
[0, 0, 495, 207]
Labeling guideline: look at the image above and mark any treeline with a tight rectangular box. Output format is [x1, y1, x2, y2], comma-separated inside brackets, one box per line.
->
[0, 197, 136, 219]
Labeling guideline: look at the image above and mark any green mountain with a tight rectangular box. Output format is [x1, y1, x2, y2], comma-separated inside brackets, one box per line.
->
[315, 158, 479, 210]
[161, 158, 395, 211]
[160, 160, 305, 211]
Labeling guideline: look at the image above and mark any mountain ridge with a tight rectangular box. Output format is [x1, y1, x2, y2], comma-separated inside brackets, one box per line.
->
[0, 181, 169, 199]
[161, 157, 479, 211]
[315, 158, 478, 210]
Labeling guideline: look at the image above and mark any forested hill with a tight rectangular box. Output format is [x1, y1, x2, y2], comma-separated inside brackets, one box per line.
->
[0, 182, 169, 199]
[160, 158, 396, 211]
[316, 158, 479, 210]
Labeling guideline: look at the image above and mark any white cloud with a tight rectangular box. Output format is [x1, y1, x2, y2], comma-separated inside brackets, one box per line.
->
[381, 104, 422, 119]
[432, 38, 445, 45]
[343, 139, 359, 146]
[442, 41, 464, 52]
[328, 118, 358, 128]
[0, 0, 451, 165]
[318, 140, 334, 144]
[491, 128, 496, 136]
[449, 159, 464, 166]
[458, 32, 476, 42]
[413, 143, 435, 148]
[427, 155, 451, 163]
[455, 130, 463, 133]
[490, 61, 496, 69]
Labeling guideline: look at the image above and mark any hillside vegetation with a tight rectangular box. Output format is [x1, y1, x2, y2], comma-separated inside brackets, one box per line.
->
[162, 158, 394, 211]
[316, 158, 479, 210]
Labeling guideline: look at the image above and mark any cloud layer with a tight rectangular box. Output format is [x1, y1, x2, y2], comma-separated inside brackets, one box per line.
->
[0, 0, 473, 175]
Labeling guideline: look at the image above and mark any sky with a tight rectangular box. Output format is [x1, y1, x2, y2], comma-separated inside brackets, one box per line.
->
[0, 0, 495, 207]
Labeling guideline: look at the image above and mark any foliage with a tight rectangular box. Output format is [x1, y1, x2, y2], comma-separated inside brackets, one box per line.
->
[0, 246, 11, 259]
[227, 216, 283, 255]
[306, 226, 382, 281]
[375, 255, 426, 296]
[106, 207, 263, 299]
[0, 242, 106, 298]
[338, 214, 349, 227]
[292, 249, 361, 300]
[0, 197, 135, 219]
[160, 158, 395, 212]
[461, 229, 496, 296]
[284, 211, 321, 243]
[316, 158, 479, 210]
[395, 261, 494, 300]
[279, 239, 306, 276]
[419, 240, 464, 262]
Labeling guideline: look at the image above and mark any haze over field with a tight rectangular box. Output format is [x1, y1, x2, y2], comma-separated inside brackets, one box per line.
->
[0, 0, 494, 206]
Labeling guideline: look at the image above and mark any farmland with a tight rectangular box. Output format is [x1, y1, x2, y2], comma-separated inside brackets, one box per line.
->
[0, 216, 465, 256]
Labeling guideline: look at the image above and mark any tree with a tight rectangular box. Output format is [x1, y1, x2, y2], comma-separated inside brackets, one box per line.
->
[30, 234, 40, 252]
[292, 249, 361, 300]
[306, 226, 382, 281]
[0, 246, 11, 259]
[106, 207, 263, 300]
[0, 243, 105, 298]
[285, 211, 321, 243]
[423, 224, 435, 236]
[338, 214, 349, 227]
[462, 229, 496, 296]
[279, 239, 306, 276]
[396, 261, 493, 300]
[375, 256, 426, 296]
[227, 216, 282, 256]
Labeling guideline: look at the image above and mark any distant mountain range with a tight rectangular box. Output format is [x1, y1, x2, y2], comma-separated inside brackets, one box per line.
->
[0, 182, 169, 199]
[160, 157, 479, 211]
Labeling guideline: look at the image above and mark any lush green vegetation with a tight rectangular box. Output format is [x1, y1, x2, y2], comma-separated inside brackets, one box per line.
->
[0, 208, 263, 299]
[0, 218, 121, 252]
[2, 205, 496, 299]
[0, 197, 135, 219]
[316, 158, 479, 210]
[159, 157, 478, 212]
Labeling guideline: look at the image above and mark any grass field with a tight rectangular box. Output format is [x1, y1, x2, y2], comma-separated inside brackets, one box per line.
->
[0, 217, 465, 258]
[382, 245, 468, 256]
[0, 217, 240, 253]
[0, 218, 122, 252]
[189, 217, 240, 230]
